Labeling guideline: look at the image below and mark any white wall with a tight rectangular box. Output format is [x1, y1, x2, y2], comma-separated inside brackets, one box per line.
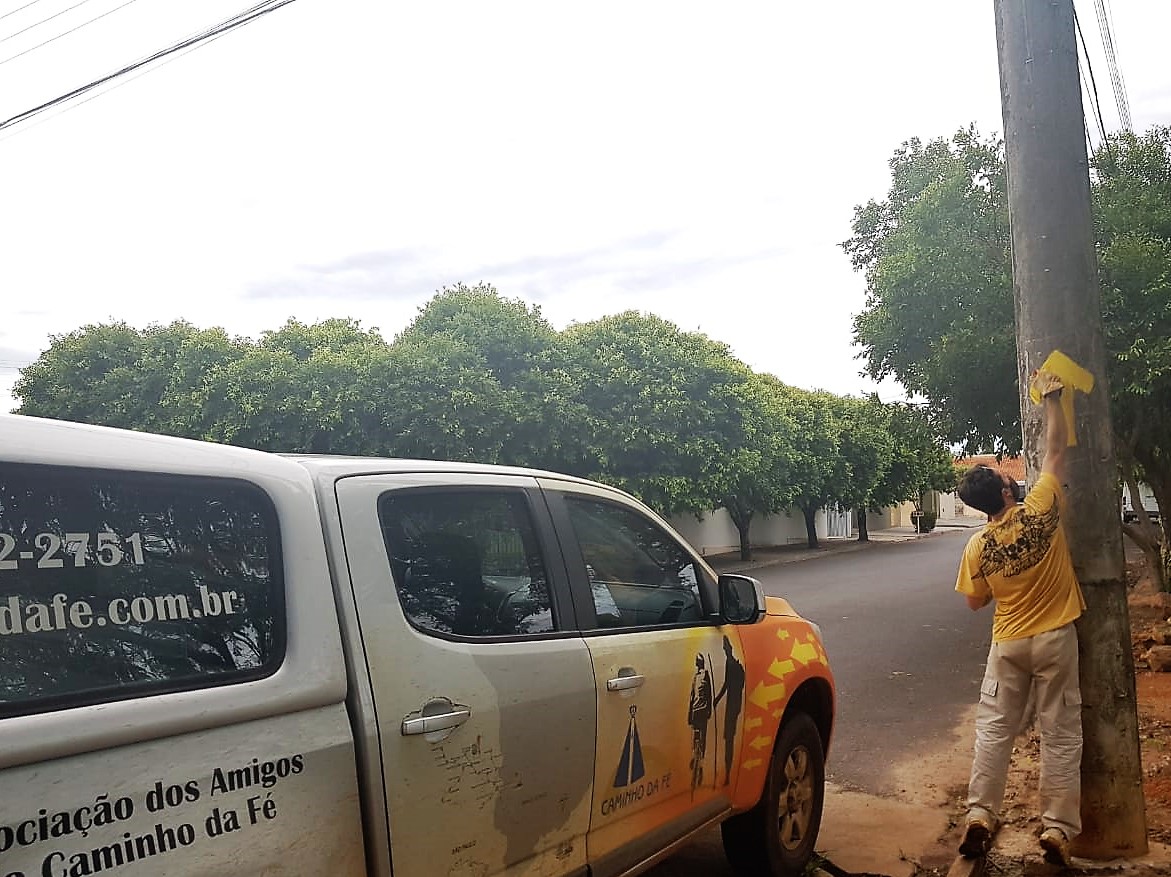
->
[668, 508, 830, 557]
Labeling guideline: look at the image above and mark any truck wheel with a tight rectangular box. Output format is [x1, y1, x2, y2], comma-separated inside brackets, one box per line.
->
[721, 711, 825, 877]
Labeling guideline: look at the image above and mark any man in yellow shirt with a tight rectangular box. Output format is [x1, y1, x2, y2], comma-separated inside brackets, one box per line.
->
[955, 378, 1085, 867]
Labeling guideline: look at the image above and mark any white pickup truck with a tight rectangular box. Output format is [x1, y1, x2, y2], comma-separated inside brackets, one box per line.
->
[0, 414, 834, 877]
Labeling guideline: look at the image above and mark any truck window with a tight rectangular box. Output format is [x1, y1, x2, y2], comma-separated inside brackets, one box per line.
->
[379, 490, 555, 637]
[0, 463, 284, 718]
[564, 496, 708, 629]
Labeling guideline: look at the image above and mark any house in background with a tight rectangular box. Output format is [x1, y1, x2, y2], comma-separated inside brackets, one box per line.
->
[946, 454, 1027, 518]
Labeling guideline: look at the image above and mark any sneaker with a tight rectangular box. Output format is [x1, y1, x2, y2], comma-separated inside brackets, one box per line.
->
[1040, 827, 1072, 867]
[958, 818, 993, 858]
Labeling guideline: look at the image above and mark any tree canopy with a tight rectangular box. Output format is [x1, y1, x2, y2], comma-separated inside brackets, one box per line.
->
[844, 124, 1171, 579]
[15, 288, 955, 557]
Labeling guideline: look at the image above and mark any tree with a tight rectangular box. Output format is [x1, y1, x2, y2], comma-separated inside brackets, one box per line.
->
[861, 403, 958, 541]
[560, 312, 755, 517]
[15, 321, 245, 437]
[828, 395, 894, 543]
[845, 124, 1171, 586]
[396, 283, 588, 471]
[1094, 129, 1171, 588]
[764, 385, 840, 549]
[717, 374, 803, 560]
[844, 127, 1017, 454]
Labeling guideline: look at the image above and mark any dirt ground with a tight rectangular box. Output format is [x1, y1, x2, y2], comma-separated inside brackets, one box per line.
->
[909, 554, 1171, 877]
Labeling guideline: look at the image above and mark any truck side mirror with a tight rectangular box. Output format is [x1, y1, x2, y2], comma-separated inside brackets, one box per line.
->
[718, 574, 766, 625]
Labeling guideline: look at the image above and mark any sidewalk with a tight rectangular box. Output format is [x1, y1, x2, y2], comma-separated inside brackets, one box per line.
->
[704, 515, 982, 576]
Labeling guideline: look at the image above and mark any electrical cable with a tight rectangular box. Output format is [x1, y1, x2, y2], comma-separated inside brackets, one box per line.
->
[0, 25, 226, 143]
[0, 0, 48, 23]
[1073, 6, 1108, 144]
[0, 0, 139, 68]
[1094, 0, 1132, 131]
[0, 0, 99, 45]
[0, 0, 297, 133]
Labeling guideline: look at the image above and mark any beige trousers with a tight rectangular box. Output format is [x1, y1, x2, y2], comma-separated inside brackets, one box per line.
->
[967, 622, 1082, 838]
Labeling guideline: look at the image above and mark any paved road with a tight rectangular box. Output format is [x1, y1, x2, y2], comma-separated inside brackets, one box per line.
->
[645, 530, 993, 875]
[757, 530, 992, 794]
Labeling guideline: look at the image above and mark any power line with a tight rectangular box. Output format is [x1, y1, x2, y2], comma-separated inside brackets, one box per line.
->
[1094, 0, 1132, 131]
[0, 0, 298, 134]
[0, 0, 99, 46]
[0, 24, 225, 143]
[0, 0, 48, 23]
[0, 0, 139, 68]
[1073, 6, 1108, 145]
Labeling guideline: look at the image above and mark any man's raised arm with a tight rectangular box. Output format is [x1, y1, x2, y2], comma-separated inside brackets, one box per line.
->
[1041, 387, 1066, 480]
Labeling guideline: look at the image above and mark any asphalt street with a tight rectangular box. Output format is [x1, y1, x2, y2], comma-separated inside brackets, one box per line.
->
[646, 529, 993, 875]
[757, 530, 992, 794]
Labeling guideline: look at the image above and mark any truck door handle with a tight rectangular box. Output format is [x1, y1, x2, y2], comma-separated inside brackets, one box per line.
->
[606, 671, 645, 692]
[401, 707, 471, 736]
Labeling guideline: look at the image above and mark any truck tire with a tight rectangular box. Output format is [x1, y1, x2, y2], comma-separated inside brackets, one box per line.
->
[721, 711, 825, 877]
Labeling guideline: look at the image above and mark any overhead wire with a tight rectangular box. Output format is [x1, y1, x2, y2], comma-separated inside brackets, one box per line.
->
[0, 0, 298, 134]
[1094, 0, 1132, 131]
[0, 0, 48, 23]
[1073, 6, 1108, 147]
[0, 0, 99, 45]
[0, 0, 140, 68]
[0, 23, 231, 143]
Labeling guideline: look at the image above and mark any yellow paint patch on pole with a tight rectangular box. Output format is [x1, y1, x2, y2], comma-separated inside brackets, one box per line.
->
[1029, 349, 1094, 447]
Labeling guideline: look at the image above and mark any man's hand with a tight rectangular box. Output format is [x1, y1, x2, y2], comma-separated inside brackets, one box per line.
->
[1030, 368, 1064, 399]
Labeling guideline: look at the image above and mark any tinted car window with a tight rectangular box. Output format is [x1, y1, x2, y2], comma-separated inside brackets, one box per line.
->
[379, 490, 555, 637]
[0, 463, 283, 718]
[564, 497, 706, 629]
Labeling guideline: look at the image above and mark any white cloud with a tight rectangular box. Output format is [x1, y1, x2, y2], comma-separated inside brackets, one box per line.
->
[1, 1, 1166, 414]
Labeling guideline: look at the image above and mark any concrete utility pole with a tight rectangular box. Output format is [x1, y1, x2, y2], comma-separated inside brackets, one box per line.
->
[993, 0, 1147, 858]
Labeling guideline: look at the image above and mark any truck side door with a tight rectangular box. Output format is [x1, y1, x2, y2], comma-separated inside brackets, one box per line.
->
[335, 473, 596, 877]
[540, 481, 748, 877]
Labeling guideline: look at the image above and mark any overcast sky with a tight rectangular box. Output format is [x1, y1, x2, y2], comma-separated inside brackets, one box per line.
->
[2, 1, 1169, 414]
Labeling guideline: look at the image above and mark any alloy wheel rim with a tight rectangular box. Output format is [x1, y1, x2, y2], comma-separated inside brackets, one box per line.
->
[776, 744, 813, 851]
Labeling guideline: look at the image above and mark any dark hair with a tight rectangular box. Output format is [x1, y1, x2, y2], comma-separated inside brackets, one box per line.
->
[958, 465, 1007, 515]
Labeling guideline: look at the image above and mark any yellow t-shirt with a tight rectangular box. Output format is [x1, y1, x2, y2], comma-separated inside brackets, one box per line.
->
[955, 472, 1086, 642]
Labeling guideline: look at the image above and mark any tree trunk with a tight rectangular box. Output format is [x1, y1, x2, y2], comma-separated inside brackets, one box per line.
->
[801, 505, 819, 549]
[1122, 473, 1165, 591]
[996, 0, 1147, 856]
[1145, 470, 1171, 588]
[856, 508, 870, 542]
[725, 502, 753, 562]
[737, 524, 752, 562]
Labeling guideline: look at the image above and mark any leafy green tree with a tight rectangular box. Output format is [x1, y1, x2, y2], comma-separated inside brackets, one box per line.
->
[860, 403, 958, 540]
[717, 373, 803, 560]
[560, 312, 755, 517]
[1094, 128, 1171, 586]
[845, 124, 1171, 585]
[15, 321, 244, 437]
[396, 283, 588, 471]
[763, 384, 841, 549]
[365, 335, 513, 462]
[829, 394, 894, 542]
[844, 127, 1017, 454]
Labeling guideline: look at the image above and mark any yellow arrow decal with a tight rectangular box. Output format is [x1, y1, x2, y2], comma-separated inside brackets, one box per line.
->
[768, 658, 796, 680]
[749, 735, 771, 751]
[745, 716, 763, 731]
[748, 680, 786, 710]
[742, 758, 764, 771]
[776, 629, 791, 641]
[791, 641, 819, 667]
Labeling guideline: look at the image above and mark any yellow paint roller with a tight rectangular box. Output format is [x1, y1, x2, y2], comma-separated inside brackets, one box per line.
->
[1028, 350, 1094, 447]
